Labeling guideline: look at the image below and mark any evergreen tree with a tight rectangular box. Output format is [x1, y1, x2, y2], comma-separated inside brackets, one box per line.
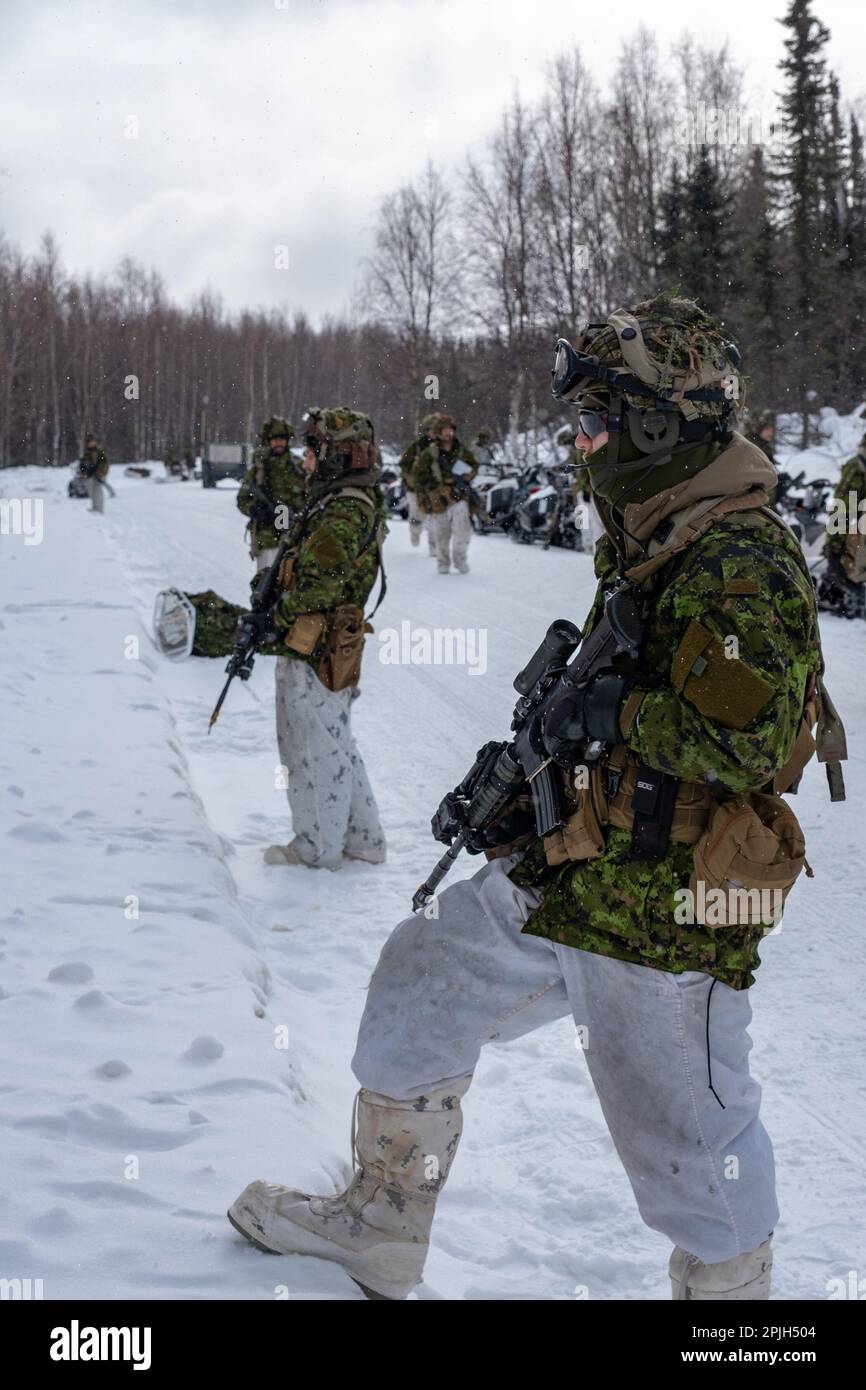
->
[773, 0, 835, 443]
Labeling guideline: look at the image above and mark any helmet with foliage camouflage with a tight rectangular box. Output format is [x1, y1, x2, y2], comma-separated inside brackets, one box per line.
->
[417, 411, 443, 436]
[551, 292, 743, 466]
[303, 406, 379, 485]
[431, 413, 457, 437]
[260, 415, 294, 444]
[475, 426, 494, 444]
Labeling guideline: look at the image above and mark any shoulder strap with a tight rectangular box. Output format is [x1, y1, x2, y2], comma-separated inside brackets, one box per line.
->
[623, 490, 770, 586]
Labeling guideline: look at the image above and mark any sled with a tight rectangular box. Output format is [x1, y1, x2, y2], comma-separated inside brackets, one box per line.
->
[152, 587, 196, 658]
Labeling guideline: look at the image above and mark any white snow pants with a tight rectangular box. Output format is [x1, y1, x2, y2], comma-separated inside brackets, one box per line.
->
[274, 656, 385, 868]
[352, 856, 778, 1264]
[428, 500, 471, 572]
[406, 490, 433, 550]
[86, 478, 105, 512]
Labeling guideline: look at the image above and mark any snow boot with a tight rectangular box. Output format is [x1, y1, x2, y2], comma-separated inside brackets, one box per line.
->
[669, 1238, 773, 1300]
[152, 588, 196, 658]
[343, 845, 387, 864]
[227, 1079, 470, 1300]
[263, 840, 342, 870]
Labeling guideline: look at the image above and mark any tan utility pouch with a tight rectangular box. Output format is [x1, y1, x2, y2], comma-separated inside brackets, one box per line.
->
[688, 792, 808, 926]
[276, 554, 296, 591]
[317, 604, 371, 692]
[427, 485, 452, 515]
[607, 750, 715, 844]
[544, 765, 607, 866]
[283, 611, 327, 656]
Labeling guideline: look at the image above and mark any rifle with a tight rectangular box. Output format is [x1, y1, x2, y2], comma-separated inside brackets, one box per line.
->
[412, 583, 642, 911]
[208, 538, 290, 732]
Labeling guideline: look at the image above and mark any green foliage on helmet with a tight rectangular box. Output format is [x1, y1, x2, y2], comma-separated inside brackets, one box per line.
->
[261, 415, 294, 443]
[417, 411, 443, 436]
[431, 413, 457, 435]
[303, 405, 378, 482]
[575, 291, 744, 422]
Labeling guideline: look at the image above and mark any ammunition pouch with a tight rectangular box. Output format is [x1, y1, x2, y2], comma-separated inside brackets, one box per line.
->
[425, 485, 453, 515]
[282, 604, 371, 693]
[543, 745, 717, 867]
[688, 793, 808, 926]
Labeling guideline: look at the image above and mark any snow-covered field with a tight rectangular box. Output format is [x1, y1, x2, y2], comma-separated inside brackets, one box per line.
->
[1, 458, 864, 1302]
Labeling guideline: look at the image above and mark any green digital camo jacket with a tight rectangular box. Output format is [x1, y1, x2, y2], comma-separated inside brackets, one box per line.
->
[273, 487, 385, 668]
[825, 454, 866, 559]
[237, 446, 308, 550]
[513, 511, 820, 989]
[413, 441, 479, 509]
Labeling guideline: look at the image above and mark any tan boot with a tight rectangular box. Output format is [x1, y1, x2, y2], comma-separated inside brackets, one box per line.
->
[670, 1238, 773, 1300]
[228, 1079, 471, 1299]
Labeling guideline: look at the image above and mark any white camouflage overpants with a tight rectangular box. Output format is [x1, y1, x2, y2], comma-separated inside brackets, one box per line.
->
[406, 490, 434, 551]
[274, 656, 385, 868]
[428, 499, 471, 572]
[352, 855, 778, 1264]
[86, 478, 105, 512]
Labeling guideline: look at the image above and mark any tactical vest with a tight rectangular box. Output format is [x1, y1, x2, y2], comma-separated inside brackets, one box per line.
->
[276, 486, 385, 692]
[543, 490, 847, 924]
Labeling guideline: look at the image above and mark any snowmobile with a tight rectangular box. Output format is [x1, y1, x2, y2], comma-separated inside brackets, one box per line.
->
[67, 463, 89, 498]
[509, 469, 560, 544]
[814, 554, 865, 619]
[779, 476, 832, 553]
[380, 467, 408, 519]
[471, 470, 520, 534]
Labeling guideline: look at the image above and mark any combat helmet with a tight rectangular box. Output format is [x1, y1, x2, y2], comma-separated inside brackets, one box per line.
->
[475, 426, 494, 444]
[431, 413, 457, 437]
[416, 411, 443, 441]
[303, 406, 379, 485]
[260, 415, 294, 444]
[551, 292, 743, 469]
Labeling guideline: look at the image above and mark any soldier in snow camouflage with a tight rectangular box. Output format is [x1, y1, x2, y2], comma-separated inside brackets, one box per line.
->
[228, 297, 844, 1304]
[262, 406, 387, 871]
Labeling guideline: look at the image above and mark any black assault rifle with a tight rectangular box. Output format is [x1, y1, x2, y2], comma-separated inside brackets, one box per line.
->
[411, 583, 642, 911]
[208, 538, 290, 732]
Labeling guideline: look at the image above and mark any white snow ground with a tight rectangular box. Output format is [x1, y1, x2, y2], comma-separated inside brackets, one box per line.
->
[1, 454, 864, 1302]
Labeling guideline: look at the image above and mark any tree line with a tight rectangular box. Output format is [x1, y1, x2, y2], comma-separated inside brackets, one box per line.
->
[0, 0, 861, 467]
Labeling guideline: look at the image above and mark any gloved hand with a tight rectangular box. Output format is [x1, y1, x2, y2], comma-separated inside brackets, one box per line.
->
[250, 499, 275, 527]
[541, 671, 633, 768]
[238, 607, 279, 648]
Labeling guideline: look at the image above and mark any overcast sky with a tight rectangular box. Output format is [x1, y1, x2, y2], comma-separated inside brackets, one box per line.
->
[1, 0, 863, 323]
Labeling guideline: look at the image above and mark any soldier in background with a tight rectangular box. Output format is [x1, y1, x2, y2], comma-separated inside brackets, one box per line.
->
[262, 406, 387, 870]
[414, 414, 479, 574]
[399, 412, 439, 553]
[237, 417, 307, 571]
[80, 434, 110, 512]
[552, 425, 589, 551]
[818, 430, 866, 618]
[472, 426, 498, 472]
